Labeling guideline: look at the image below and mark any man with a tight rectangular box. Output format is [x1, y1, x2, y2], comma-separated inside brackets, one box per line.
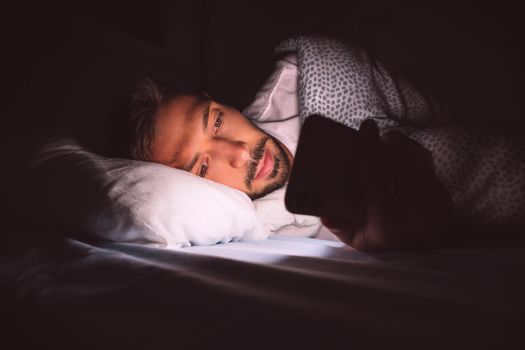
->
[140, 84, 294, 201]
[107, 76, 455, 252]
[108, 37, 524, 251]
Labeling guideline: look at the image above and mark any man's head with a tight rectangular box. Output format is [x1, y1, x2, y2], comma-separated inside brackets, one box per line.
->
[108, 78, 293, 200]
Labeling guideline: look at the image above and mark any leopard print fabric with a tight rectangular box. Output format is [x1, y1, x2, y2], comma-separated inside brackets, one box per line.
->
[275, 36, 444, 130]
[275, 36, 525, 232]
[410, 127, 525, 232]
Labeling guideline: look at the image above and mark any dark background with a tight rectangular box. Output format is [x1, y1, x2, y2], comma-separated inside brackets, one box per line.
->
[1, 0, 524, 136]
[0, 4, 523, 348]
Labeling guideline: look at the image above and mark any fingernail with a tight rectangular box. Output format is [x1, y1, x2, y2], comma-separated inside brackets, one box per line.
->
[360, 119, 378, 133]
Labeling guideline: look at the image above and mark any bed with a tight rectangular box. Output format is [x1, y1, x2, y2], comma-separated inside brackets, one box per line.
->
[3, 133, 522, 350]
[2, 9, 525, 350]
[2, 225, 524, 349]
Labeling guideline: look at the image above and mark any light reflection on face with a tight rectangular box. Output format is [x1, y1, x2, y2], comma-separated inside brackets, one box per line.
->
[149, 95, 293, 199]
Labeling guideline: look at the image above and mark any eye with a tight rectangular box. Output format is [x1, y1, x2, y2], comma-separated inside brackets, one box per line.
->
[199, 159, 209, 177]
[213, 111, 223, 132]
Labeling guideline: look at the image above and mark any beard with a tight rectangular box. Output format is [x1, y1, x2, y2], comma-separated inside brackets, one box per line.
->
[245, 135, 291, 200]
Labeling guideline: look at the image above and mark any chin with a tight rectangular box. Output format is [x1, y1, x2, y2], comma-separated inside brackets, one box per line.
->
[248, 172, 288, 200]
[247, 136, 291, 200]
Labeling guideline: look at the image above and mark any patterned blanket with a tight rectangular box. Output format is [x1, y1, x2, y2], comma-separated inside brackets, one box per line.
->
[275, 36, 445, 131]
[277, 36, 525, 233]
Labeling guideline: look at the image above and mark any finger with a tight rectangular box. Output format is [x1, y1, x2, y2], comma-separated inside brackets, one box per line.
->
[357, 121, 400, 249]
[381, 130, 434, 170]
[320, 216, 353, 230]
[359, 119, 381, 143]
[358, 119, 389, 204]
[320, 216, 358, 246]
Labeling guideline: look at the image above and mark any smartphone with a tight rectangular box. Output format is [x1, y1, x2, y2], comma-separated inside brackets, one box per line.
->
[285, 115, 364, 221]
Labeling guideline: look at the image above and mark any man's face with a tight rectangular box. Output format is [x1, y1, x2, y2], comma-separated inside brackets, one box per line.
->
[150, 94, 293, 199]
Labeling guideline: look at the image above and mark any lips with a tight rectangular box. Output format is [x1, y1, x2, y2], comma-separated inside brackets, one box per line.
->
[255, 148, 274, 180]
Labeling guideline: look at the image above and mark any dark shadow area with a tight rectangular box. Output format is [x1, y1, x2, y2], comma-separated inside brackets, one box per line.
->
[1, 1, 523, 132]
[0, 2, 524, 348]
[0, 1, 523, 250]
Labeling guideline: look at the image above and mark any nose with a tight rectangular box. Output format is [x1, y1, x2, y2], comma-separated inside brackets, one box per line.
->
[213, 139, 250, 168]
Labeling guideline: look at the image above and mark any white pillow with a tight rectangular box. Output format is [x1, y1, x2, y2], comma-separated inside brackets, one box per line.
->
[6, 54, 314, 247]
[13, 136, 269, 248]
[243, 53, 322, 237]
[243, 54, 300, 122]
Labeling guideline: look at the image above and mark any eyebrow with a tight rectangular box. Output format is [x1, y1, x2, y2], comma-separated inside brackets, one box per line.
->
[183, 152, 200, 172]
[202, 99, 211, 133]
[183, 99, 211, 172]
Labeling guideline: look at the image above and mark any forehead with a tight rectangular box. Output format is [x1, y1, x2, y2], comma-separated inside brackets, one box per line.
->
[150, 94, 206, 166]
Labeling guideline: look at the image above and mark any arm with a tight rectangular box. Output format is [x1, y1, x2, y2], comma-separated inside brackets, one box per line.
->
[322, 120, 525, 251]
[321, 119, 455, 251]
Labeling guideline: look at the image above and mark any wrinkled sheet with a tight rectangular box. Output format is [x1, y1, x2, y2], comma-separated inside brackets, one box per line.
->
[1, 225, 524, 350]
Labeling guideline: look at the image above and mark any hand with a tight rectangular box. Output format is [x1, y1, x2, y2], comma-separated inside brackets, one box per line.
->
[321, 120, 454, 251]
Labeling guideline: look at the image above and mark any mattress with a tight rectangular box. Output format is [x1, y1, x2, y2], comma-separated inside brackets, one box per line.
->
[1, 224, 524, 350]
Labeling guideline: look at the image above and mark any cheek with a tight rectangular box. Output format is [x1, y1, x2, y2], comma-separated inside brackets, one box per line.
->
[208, 166, 248, 192]
[233, 117, 265, 140]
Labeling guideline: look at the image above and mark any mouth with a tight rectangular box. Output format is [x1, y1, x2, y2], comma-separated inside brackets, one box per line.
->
[255, 147, 274, 180]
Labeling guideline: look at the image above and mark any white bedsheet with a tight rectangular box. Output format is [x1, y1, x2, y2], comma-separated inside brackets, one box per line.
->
[1, 228, 524, 350]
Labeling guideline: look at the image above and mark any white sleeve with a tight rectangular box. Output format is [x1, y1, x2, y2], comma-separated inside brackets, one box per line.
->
[243, 54, 299, 123]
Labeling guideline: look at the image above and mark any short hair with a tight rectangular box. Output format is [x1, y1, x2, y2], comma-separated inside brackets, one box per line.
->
[105, 78, 199, 160]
